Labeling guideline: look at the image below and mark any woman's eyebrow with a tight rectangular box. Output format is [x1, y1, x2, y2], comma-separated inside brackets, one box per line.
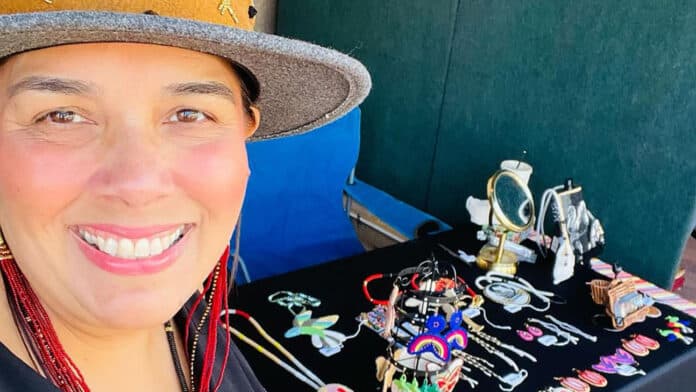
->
[165, 81, 237, 104]
[7, 76, 95, 98]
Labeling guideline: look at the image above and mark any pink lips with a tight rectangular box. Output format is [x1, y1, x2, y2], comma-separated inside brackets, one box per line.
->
[72, 224, 191, 276]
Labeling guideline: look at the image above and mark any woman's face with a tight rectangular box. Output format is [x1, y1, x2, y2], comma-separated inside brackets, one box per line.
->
[0, 43, 259, 330]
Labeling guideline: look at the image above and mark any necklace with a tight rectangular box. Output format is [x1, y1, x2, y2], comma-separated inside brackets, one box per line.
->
[4, 279, 190, 392]
[1, 237, 190, 392]
[165, 320, 191, 392]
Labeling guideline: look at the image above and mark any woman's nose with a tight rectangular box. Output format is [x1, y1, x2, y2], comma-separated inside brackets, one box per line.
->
[90, 127, 175, 208]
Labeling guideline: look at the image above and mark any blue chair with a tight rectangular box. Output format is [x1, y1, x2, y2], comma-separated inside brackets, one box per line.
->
[237, 109, 364, 281]
[237, 108, 452, 282]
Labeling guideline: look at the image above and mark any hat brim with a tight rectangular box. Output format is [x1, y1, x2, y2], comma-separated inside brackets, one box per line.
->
[0, 11, 371, 140]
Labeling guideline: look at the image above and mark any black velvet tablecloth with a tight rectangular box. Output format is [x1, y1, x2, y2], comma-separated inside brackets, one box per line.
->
[230, 228, 696, 391]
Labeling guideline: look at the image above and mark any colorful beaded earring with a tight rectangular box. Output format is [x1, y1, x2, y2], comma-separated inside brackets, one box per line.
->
[554, 376, 590, 392]
[0, 233, 90, 392]
[631, 334, 660, 350]
[574, 369, 608, 388]
[657, 328, 694, 345]
[621, 338, 649, 357]
[516, 324, 543, 341]
[665, 315, 693, 334]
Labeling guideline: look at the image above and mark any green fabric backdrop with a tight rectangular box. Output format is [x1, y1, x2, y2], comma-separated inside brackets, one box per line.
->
[277, 0, 696, 288]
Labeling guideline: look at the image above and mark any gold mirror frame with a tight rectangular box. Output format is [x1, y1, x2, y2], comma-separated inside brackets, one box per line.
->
[476, 170, 536, 275]
[486, 170, 535, 232]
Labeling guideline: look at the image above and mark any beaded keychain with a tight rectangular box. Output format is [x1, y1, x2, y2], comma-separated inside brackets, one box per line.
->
[544, 315, 597, 342]
[526, 318, 580, 347]
[454, 351, 528, 392]
[475, 272, 559, 313]
[221, 309, 352, 391]
[470, 329, 537, 363]
[268, 291, 363, 356]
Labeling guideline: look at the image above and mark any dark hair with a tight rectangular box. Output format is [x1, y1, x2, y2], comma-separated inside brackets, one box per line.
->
[230, 61, 260, 120]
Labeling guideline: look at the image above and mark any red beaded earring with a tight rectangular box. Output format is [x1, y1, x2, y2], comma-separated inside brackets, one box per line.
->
[184, 246, 231, 392]
[0, 234, 90, 392]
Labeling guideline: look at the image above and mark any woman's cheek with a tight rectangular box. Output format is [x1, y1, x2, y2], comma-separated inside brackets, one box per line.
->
[0, 140, 94, 219]
[172, 139, 250, 217]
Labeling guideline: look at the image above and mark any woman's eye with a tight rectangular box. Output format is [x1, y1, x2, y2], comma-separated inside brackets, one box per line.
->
[169, 109, 211, 123]
[37, 110, 87, 124]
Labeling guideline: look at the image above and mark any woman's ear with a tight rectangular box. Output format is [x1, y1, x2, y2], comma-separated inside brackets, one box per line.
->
[245, 106, 261, 139]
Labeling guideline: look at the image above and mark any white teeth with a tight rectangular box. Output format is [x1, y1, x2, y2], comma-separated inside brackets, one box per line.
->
[117, 239, 135, 259]
[103, 238, 118, 257]
[79, 225, 186, 259]
[134, 239, 149, 258]
[149, 238, 163, 256]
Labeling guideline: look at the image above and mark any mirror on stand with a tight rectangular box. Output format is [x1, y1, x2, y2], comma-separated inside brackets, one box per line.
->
[476, 170, 535, 275]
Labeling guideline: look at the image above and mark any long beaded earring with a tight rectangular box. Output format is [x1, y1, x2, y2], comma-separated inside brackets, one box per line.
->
[184, 246, 231, 392]
[0, 232, 90, 392]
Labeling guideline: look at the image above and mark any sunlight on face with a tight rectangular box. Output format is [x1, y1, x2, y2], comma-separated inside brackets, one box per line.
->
[0, 43, 259, 330]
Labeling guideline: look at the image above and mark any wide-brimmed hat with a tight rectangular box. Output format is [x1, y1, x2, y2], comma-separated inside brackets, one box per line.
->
[0, 1, 371, 140]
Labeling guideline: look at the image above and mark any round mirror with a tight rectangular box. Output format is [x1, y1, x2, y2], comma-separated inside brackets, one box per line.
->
[487, 170, 535, 232]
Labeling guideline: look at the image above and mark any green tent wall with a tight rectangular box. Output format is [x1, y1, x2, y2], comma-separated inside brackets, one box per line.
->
[277, 1, 696, 288]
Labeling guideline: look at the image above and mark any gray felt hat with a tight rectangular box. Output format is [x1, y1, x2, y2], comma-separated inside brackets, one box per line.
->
[0, 1, 371, 140]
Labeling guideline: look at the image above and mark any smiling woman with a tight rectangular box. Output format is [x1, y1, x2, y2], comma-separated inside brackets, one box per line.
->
[0, 2, 370, 392]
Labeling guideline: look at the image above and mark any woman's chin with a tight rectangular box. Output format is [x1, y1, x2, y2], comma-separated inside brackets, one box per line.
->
[87, 288, 193, 329]
[63, 230, 205, 328]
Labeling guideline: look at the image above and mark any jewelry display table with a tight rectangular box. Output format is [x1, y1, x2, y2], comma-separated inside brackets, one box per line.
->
[231, 227, 696, 391]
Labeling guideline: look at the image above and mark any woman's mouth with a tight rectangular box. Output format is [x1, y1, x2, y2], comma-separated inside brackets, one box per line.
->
[78, 225, 185, 259]
[71, 224, 194, 275]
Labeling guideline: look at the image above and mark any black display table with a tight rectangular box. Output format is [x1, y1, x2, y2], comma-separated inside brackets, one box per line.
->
[230, 228, 696, 391]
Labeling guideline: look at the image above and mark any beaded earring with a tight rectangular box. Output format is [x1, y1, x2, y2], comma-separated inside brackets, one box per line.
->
[631, 334, 660, 350]
[553, 376, 590, 392]
[0, 232, 90, 392]
[184, 246, 231, 392]
[516, 324, 543, 342]
[621, 338, 649, 357]
[573, 369, 608, 388]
